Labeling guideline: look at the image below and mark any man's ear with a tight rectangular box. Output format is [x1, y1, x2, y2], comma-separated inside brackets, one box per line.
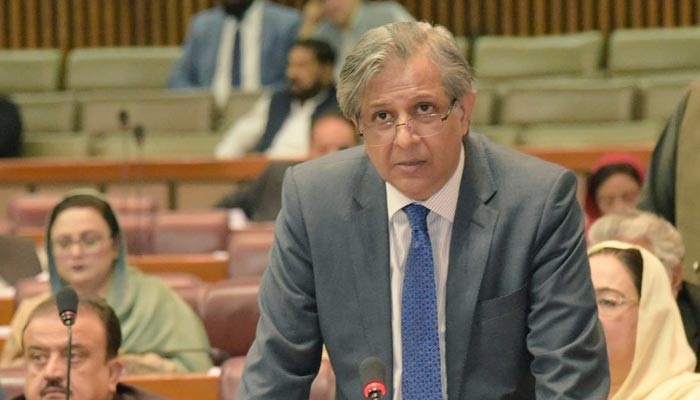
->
[107, 358, 124, 392]
[322, 64, 335, 85]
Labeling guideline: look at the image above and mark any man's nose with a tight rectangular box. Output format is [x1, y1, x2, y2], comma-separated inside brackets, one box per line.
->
[43, 354, 67, 380]
[393, 120, 419, 148]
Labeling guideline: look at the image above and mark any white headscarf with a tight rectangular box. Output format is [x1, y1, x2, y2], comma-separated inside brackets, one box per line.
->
[589, 240, 700, 399]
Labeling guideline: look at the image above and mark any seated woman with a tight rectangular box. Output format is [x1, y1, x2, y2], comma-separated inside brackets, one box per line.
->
[0, 190, 213, 373]
[585, 153, 644, 230]
[589, 240, 700, 399]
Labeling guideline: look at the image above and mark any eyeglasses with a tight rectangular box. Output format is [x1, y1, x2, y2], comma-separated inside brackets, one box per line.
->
[595, 291, 639, 318]
[358, 99, 458, 146]
[52, 232, 110, 257]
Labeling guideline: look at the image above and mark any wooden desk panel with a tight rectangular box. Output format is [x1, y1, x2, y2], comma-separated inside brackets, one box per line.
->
[0, 147, 653, 185]
[120, 373, 219, 400]
[0, 295, 16, 325]
[130, 253, 229, 283]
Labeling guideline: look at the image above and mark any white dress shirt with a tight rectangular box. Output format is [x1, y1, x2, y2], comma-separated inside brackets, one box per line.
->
[214, 90, 327, 159]
[387, 146, 465, 400]
[211, 0, 263, 108]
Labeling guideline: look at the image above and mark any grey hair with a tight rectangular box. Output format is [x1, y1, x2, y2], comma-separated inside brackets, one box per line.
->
[337, 21, 473, 121]
[588, 209, 685, 281]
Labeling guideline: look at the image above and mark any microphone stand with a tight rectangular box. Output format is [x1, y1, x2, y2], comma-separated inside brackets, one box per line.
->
[66, 325, 73, 400]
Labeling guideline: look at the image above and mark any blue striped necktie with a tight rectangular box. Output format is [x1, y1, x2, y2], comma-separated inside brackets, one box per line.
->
[401, 203, 442, 399]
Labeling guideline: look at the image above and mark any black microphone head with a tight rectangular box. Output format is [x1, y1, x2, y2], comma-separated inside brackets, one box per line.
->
[56, 286, 78, 326]
[133, 124, 145, 147]
[118, 109, 129, 128]
[360, 356, 387, 398]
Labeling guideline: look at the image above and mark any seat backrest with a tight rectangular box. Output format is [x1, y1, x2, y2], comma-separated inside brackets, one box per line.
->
[153, 210, 230, 254]
[519, 120, 664, 148]
[608, 27, 700, 76]
[78, 89, 214, 132]
[217, 90, 264, 130]
[6, 193, 63, 229]
[86, 131, 221, 159]
[637, 75, 695, 121]
[0, 49, 62, 94]
[22, 133, 90, 158]
[473, 31, 603, 82]
[499, 78, 636, 125]
[199, 279, 260, 358]
[227, 224, 275, 278]
[118, 213, 155, 255]
[11, 92, 77, 133]
[65, 47, 181, 90]
[107, 194, 160, 216]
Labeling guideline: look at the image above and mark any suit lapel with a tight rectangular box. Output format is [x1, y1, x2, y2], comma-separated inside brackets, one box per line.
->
[446, 136, 498, 400]
[350, 158, 395, 393]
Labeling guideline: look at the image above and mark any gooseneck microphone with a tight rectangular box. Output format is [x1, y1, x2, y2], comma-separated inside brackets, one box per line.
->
[360, 356, 387, 400]
[56, 286, 78, 326]
[56, 286, 78, 400]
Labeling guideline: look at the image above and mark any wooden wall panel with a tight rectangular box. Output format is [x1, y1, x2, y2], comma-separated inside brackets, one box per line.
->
[0, 0, 698, 51]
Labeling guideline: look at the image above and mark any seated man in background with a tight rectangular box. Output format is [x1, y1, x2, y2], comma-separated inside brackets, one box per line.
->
[215, 39, 338, 159]
[1, 190, 212, 374]
[14, 295, 165, 400]
[299, 0, 414, 79]
[589, 209, 700, 370]
[215, 112, 358, 221]
[168, 0, 301, 108]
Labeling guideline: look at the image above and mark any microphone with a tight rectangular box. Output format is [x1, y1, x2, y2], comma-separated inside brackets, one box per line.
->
[56, 286, 78, 326]
[360, 356, 387, 400]
[118, 109, 130, 130]
[133, 124, 145, 149]
[56, 286, 78, 400]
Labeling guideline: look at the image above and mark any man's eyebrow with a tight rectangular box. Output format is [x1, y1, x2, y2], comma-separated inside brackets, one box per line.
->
[25, 345, 48, 353]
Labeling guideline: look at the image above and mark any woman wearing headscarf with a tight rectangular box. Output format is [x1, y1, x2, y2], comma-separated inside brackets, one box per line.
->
[0, 190, 213, 373]
[589, 240, 700, 399]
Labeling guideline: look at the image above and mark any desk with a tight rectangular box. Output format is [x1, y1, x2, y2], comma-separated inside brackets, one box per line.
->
[131, 253, 229, 283]
[0, 293, 15, 325]
[0, 148, 653, 212]
[120, 373, 219, 400]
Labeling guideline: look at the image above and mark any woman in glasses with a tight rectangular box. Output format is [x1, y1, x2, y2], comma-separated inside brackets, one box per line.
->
[589, 240, 700, 399]
[0, 190, 212, 374]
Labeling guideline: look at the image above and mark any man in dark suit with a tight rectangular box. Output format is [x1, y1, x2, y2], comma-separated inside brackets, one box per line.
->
[237, 21, 609, 399]
[168, 0, 301, 106]
[215, 112, 358, 221]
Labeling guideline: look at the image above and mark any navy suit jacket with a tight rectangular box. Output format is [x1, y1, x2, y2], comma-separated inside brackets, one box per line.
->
[168, 2, 300, 89]
[238, 134, 609, 399]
